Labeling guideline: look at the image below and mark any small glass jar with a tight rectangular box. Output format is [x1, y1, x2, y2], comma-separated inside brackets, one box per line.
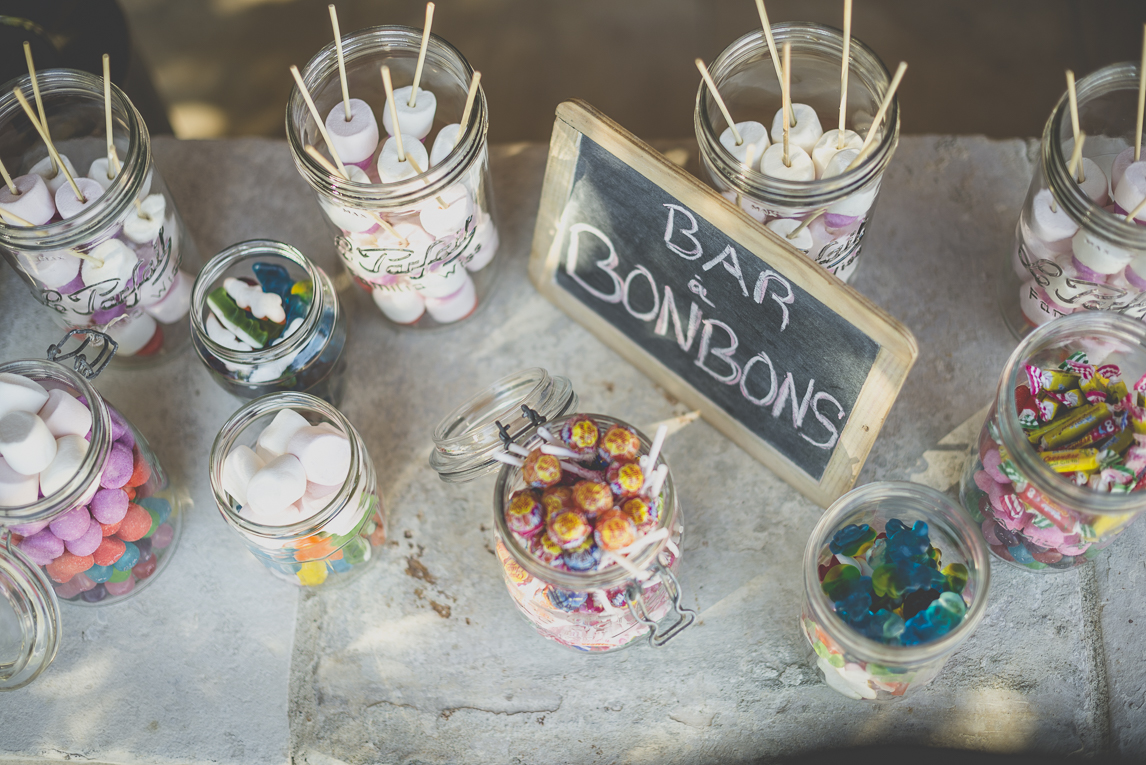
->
[801, 482, 990, 701]
[695, 23, 899, 282]
[959, 312, 1146, 571]
[189, 240, 348, 403]
[0, 69, 199, 365]
[286, 26, 500, 328]
[209, 392, 385, 589]
[430, 368, 696, 653]
[1004, 63, 1146, 337]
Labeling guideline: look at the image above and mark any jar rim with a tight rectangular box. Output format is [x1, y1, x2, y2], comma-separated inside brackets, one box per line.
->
[0, 537, 61, 690]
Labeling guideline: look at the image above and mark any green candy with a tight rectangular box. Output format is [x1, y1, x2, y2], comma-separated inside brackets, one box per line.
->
[821, 564, 860, 600]
[342, 536, 370, 566]
[942, 562, 968, 594]
[207, 286, 282, 347]
[109, 567, 131, 583]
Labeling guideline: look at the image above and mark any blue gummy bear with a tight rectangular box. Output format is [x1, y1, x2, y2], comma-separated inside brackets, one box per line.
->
[834, 591, 873, 627]
[1009, 544, 1036, 565]
[113, 541, 140, 571]
[907, 561, 947, 593]
[884, 518, 909, 537]
[829, 523, 873, 555]
[284, 293, 310, 327]
[252, 262, 293, 301]
[87, 563, 113, 583]
[563, 544, 602, 572]
[900, 592, 966, 645]
[546, 588, 588, 612]
[136, 496, 171, 524]
[887, 520, 931, 562]
[862, 609, 905, 642]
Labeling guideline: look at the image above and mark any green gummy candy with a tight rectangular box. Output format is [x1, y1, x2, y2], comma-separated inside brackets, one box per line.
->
[827, 653, 845, 668]
[342, 536, 370, 566]
[942, 563, 969, 593]
[871, 564, 900, 598]
[207, 287, 281, 347]
[812, 640, 830, 659]
[144, 509, 161, 538]
[109, 567, 131, 583]
[821, 564, 859, 599]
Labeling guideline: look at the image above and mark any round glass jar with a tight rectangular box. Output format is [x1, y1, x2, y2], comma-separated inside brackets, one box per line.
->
[286, 26, 500, 328]
[430, 368, 696, 653]
[0, 69, 199, 365]
[801, 482, 990, 701]
[1005, 63, 1146, 337]
[209, 392, 385, 589]
[695, 23, 899, 282]
[959, 312, 1146, 571]
[190, 240, 348, 402]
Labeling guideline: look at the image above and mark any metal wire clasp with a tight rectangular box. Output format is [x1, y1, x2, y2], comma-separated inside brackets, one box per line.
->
[46, 329, 117, 379]
[625, 556, 696, 648]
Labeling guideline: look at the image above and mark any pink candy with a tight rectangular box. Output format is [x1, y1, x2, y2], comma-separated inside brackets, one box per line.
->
[90, 488, 129, 524]
[19, 529, 65, 565]
[49, 505, 91, 541]
[99, 442, 134, 489]
[65, 519, 103, 556]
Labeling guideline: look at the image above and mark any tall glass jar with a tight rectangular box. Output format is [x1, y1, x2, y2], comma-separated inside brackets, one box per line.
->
[0, 69, 199, 365]
[801, 482, 990, 701]
[189, 240, 348, 402]
[209, 392, 385, 589]
[959, 312, 1146, 571]
[286, 26, 499, 328]
[430, 368, 696, 652]
[695, 23, 899, 282]
[1005, 63, 1146, 337]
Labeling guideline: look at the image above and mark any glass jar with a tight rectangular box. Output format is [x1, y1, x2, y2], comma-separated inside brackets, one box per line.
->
[695, 23, 899, 283]
[430, 368, 696, 652]
[189, 240, 348, 403]
[959, 312, 1146, 571]
[1005, 63, 1146, 337]
[209, 392, 385, 589]
[286, 26, 500, 328]
[801, 482, 990, 701]
[0, 69, 199, 365]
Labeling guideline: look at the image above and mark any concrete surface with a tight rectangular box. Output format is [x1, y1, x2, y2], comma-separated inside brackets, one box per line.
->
[0, 133, 1142, 763]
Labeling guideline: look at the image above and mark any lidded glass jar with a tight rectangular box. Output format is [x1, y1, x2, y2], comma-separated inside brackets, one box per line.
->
[190, 240, 348, 402]
[801, 482, 990, 701]
[959, 312, 1146, 571]
[695, 23, 899, 282]
[0, 69, 199, 365]
[209, 392, 385, 589]
[287, 26, 500, 328]
[430, 368, 695, 653]
[1005, 63, 1146, 337]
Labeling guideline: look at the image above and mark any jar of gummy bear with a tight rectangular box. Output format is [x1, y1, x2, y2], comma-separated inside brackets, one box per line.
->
[1004, 62, 1146, 337]
[209, 391, 385, 589]
[801, 482, 990, 701]
[286, 26, 500, 328]
[190, 240, 348, 402]
[695, 23, 900, 282]
[959, 312, 1146, 571]
[0, 332, 185, 689]
[0, 69, 200, 364]
[430, 368, 695, 653]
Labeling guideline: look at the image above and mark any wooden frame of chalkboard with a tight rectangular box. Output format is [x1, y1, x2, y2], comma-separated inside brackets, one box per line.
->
[529, 100, 918, 508]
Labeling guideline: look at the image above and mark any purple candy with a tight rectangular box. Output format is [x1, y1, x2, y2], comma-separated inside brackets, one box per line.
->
[48, 506, 92, 542]
[81, 583, 107, 602]
[90, 488, 129, 524]
[19, 529, 65, 565]
[824, 212, 861, 229]
[93, 303, 128, 325]
[58, 273, 85, 295]
[1126, 265, 1146, 291]
[1071, 256, 1104, 283]
[9, 520, 49, 536]
[108, 406, 129, 443]
[65, 519, 103, 556]
[100, 442, 134, 489]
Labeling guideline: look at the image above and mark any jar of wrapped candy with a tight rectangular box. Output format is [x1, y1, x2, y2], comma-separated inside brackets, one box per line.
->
[1005, 63, 1146, 336]
[286, 26, 499, 328]
[209, 391, 385, 588]
[959, 312, 1146, 571]
[430, 368, 695, 653]
[695, 22, 899, 282]
[190, 240, 348, 402]
[801, 482, 990, 701]
[0, 69, 199, 364]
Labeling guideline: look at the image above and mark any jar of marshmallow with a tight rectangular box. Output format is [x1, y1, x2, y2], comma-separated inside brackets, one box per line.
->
[210, 392, 386, 589]
[0, 69, 199, 364]
[190, 240, 348, 402]
[286, 26, 499, 328]
[694, 22, 900, 283]
[1005, 63, 1146, 337]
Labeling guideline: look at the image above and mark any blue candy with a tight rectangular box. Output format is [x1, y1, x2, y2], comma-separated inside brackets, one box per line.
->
[330, 557, 353, 573]
[546, 587, 588, 612]
[901, 591, 967, 645]
[829, 523, 876, 556]
[284, 294, 310, 327]
[861, 609, 905, 642]
[563, 544, 602, 572]
[114, 541, 140, 571]
[834, 591, 873, 628]
[136, 496, 171, 525]
[1008, 544, 1036, 565]
[887, 519, 931, 562]
[252, 262, 293, 301]
[81, 584, 107, 603]
[87, 563, 113, 583]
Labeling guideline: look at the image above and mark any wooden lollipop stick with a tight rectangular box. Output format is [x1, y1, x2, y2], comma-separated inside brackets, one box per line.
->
[0, 155, 18, 196]
[838, 0, 852, 149]
[1126, 195, 1146, 223]
[753, 0, 784, 86]
[453, 70, 481, 149]
[1137, 23, 1145, 161]
[12, 88, 84, 202]
[329, 5, 353, 122]
[380, 65, 407, 162]
[23, 42, 55, 176]
[304, 143, 409, 244]
[290, 64, 348, 175]
[736, 143, 758, 206]
[782, 42, 792, 167]
[1067, 132, 1086, 180]
[788, 209, 825, 239]
[402, 153, 449, 208]
[409, 2, 435, 107]
[1066, 70, 1085, 182]
[695, 59, 742, 146]
[845, 61, 907, 172]
[103, 54, 120, 179]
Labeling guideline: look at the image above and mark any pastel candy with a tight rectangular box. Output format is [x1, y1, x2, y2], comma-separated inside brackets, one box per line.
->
[45, 551, 93, 583]
[40, 434, 89, 496]
[222, 444, 265, 507]
[420, 185, 474, 236]
[325, 98, 380, 165]
[372, 287, 426, 324]
[82, 238, 138, 292]
[19, 529, 65, 565]
[38, 388, 92, 438]
[256, 408, 310, 460]
[108, 405, 130, 442]
[123, 194, 167, 244]
[286, 423, 351, 486]
[760, 143, 815, 181]
[376, 136, 430, 183]
[152, 523, 174, 549]
[100, 441, 135, 489]
[49, 505, 91, 542]
[66, 518, 104, 556]
[224, 277, 285, 322]
[430, 123, 462, 166]
[29, 154, 78, 194]
[0, 410, 57, 475]
[136, 496, 171, 525]
[1072, 229, 1134, 274]
[92, 535, 126, 567]
[246, 453, 308, 517]
[143, 269, 194, 324]
[424, 274, 476, 324]
[812, 129, 862, 178]
[90, 487, 129, 524]
[0, 456, 39, 506]
[771, 104, 824, 154]
[1114, 162, 1146, 221]
[719, 121, 770, 165]
[381, 85, 437, 140]
[15, 250, 82, 289]
[87, 563, 113, 583]
[0, 373, 50, 420]
[104, 573, 135, 596]
[1027, 188, 1078, 244]
[299, 479, 341, 518]
[54, 177, 105, 220]
[0, 173, 55, 225]
[463, 212, 499, 272]
[86, 157, 118, 190]
[113, 540, 140, 570]
[766, 218, 813, 252]
[106, 312, 159, 357]
[116, 502, 152, 541]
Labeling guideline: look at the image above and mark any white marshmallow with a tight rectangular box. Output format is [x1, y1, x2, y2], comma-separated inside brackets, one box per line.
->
[1115, 162, 1146, 221]
[819, 149, 880, 216]
[1072, 229, 1135, 274]
[463, 213, 499, 272]
[424, 274, 476, 324]
[372, 287, 426, 324]
[719, 121, 770, 166]
[430, 124, 462, 166]
[324, 495, 366, 535]
[286, 423, 351, 486]
[1019, 280, 1066, 327]
[770, 104, 823, 155]
[0, 373, 50, 420]
[320, 164, 375, 232]
[245, 453, 308, 518]
[821, 148, 860, 179]
[376, 136, 430, 183]
[419, 184, 473, 236]
[16, 250, 81, 289]
[1075, 158, 1109, 206]
[37, 388, 92, 438]
[86, 157, 118, 191]
[224, 277, 285, 322]
[416, 259, 469, 298]
[812, 129, 862, 178]
[760, 143, 815, 181]
[1027, 188, 1078, 244]
[255, 408, 310, 461]
[0, 411, 57, 476]
[1111, 147, 1135, 191]
[29, 155, 78, 195]
[39, 434, 88, 496]
[1043, 253, 1093, 307]
[143, 269, 194, 324]
[381, 85, 437, 140]
[105, 312, 158, 356]
[325, 98, 380, 165]
[54, 177, 105, 220]
[766, 218, 813, 252]
[123, 194, 167, 244]
[0, 456, 38, 506]
[299, 479, 341, 518]
[82, 238, 138, 292]
[222, 444, 265, 508]
[0, 173, 55, 225]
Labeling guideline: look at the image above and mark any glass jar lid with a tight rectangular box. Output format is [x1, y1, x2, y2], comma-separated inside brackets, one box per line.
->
[429, 368, 577, 483]
[0, 536, 62, 690]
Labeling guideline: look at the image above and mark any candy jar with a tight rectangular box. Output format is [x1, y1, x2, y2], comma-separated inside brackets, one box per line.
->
[209, 391, 385, 589]
[801, 482, 990, 701]
[959, 312, 1146, 571]
[286, 26, 499, 328]
[189, 240, 348, 402]
[430, 368, 696, 653]
[695, 22, 900, 282]
[0, 69, 200, 365]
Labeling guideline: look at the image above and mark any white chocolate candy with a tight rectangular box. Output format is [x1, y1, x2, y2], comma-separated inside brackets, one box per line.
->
[770, 104, 823, 155]
[381, 85, 437, 141]
[105, 312, 158, 356]
[463, 212, 499, 272]
[222, 444, 264, 508]
[1112, 147, 1135, 191]
[1075, 158, 1109, 206]
[38, 389, 92, 438]
[224, 277, 285, 322]
[1114, 162, 1146, 221]
[54, 177, 105, 220]
[376, 136, 430, 183]
[29, 155, 78, 195]
[424, 273, 476, 324]
[1072, 229, 1135, 274]
[0, 373, 49, 420]
[256, 408, 310, 461]
[0, 411, 57, 476]
[0, 173, 55, 225]
[17, 250, 82, 289]
[372, 287, 426, 324]
[86, 157, 118, 191]
[82, 238, 138, 292]
[430, 124, 462, 166]
[325, 98, 380, 165]
[765, 218, 813, 252]
[39, 434, 88, 496]
[1026, 188, 1078, 244]
[719, 121, 770, 166]
[420, 184, 473, 236]
[760, 143, 815, 181]
[123, 194, 167, 244]
[245, 453, 307, 517]
[143, 269, 194, 324]
[286, 423, 351, 486]
[206, 312, 255, 351]
[812, 129, 862, 178]
[0, 456, 38, 506]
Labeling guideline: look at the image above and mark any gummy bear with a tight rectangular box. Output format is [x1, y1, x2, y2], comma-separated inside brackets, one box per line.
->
[900, 591, 966, 645]
[862, 609, 905, 642]
[886, 520, 931, 562]
[900, 587, 940, 621]
[942, 562, 968, 594]
[829, 523, 878, 557]
[252, 262, 294, 302]
[821, 565, 871, 601]
[834, 591, 873, 628]
[285, 279, 314, 326]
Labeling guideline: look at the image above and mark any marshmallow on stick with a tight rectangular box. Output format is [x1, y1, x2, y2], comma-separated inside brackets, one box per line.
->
[381, 3, 438, 140]
[324, 5, 379, 164]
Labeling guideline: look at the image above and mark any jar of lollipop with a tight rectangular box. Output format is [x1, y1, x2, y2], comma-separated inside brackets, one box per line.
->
[0, 69, 199, 364]
[1005, 63, 1146, 337]
[190, 240, 348, 402]
[695, 22, 900, 283]
[210, 392, 385, 589]
[959, 312, 1146, 571]
[801, 482, 990, 701]
[430, 368, 695, 653]
[286, 26, 499, 328]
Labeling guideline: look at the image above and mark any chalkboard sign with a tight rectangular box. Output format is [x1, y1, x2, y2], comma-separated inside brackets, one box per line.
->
[529, 101, 918, 507]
